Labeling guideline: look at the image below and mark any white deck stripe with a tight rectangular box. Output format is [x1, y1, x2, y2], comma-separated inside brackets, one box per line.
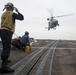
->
[32, 47, 76, 50]
[0, 47, 76, 50]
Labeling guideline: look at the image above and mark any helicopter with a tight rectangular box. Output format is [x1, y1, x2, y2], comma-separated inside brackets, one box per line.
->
[46, 11, 73, 30]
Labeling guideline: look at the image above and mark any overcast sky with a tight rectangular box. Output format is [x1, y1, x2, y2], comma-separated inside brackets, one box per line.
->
[0, 0, 76, 40]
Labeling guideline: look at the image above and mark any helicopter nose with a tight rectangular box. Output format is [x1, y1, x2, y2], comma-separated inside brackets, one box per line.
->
[47, 18, 49, 20]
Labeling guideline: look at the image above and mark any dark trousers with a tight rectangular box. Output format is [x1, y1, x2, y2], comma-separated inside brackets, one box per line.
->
[0, 30, 13, 61]
[12, 43, 21, 49]
[19, 42, 26, 50]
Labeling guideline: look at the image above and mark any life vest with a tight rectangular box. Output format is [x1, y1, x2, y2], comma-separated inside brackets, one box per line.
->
[0, 11, 15, 32]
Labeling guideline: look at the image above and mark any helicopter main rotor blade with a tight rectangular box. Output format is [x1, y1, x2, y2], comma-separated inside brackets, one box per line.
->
[47, 8, 53, 17]
[54, 13, 73, 18]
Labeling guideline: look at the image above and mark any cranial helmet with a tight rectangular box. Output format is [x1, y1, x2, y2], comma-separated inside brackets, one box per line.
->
[25, 31, 29, 35]
[5, 2, 14, 10]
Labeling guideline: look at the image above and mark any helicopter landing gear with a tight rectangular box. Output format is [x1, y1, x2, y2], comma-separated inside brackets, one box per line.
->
[58, 24, 59, 26]
[53, 27, 56, 30]
[48, 27, 50, 30]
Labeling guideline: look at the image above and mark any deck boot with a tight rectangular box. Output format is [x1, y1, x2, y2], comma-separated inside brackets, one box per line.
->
[0, 60, 14, 74]
[7, 60, 11, 63]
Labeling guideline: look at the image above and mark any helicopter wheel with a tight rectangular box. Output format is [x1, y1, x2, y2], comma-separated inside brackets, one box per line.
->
[58, 24, 59, 26]
[48, 27, 50, 30]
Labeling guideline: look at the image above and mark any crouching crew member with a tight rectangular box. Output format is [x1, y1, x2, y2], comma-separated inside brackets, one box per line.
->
[19, 31, 30, 50]
[0, 2, 24, 74]
[11, 36, 21, 49]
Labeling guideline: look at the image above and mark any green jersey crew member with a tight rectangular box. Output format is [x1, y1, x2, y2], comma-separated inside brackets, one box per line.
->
[0, 2, 24, 74]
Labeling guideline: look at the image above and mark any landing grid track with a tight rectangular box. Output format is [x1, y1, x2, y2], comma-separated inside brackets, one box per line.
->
[2, 40, 59, 75]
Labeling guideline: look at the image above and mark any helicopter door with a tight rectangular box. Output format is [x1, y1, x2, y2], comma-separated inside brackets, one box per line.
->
[50, 21, 54, 28]
[54, 20, 59, 26]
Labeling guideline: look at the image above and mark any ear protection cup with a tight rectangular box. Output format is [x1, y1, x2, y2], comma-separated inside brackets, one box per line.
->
[4, 2, 14, 10]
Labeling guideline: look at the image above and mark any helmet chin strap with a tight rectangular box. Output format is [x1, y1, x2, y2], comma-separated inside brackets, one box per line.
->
[3, 8, 5, 11]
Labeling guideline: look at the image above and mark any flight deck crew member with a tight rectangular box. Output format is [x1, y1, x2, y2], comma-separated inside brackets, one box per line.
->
[11, 36, 21, 49]
[19, 31, 30, 49]
[0, 2, 24, 74]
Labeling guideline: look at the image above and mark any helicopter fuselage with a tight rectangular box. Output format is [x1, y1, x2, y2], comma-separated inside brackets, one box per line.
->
[48, 18, 59, 30]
